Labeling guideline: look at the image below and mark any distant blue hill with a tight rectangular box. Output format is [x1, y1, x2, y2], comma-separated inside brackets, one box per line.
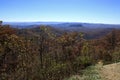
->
[4, 22, 120, 39]
[3, 22, 120, 29]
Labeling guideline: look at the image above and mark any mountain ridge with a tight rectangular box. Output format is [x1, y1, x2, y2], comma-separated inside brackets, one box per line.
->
[3, 22, 120, 29]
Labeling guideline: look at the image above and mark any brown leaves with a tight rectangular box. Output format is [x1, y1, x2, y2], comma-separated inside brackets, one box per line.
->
[0, 25, 16, 36]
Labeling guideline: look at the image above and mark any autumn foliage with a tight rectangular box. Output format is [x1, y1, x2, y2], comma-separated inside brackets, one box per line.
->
[0, 23, 120, 80]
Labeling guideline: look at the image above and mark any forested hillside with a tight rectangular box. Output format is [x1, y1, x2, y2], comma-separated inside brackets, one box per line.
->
[0, 21, 120, 80]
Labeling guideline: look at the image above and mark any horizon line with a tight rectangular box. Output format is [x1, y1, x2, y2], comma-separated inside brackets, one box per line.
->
[3, 21, 120, 25]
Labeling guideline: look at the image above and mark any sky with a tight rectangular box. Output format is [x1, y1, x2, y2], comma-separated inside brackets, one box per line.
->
[0, 0, 120, 24]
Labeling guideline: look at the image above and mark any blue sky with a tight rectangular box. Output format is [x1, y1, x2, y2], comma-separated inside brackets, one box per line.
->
[0, 0, 120, 24]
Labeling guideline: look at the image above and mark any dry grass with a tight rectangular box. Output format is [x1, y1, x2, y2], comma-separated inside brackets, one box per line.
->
[65, 62, 120, 80]
[100, 62, 120, 80]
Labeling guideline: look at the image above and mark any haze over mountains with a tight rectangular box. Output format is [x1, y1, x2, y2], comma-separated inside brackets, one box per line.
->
[3, 22, 120, 29]
[3, 22, 119, 39]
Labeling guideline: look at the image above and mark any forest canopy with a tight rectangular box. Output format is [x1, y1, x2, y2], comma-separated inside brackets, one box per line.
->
[0, 22, 120, 80]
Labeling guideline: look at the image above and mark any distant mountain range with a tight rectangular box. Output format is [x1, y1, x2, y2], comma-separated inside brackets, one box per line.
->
[3, 22, 120, 39]
[3, 22, 120, 29]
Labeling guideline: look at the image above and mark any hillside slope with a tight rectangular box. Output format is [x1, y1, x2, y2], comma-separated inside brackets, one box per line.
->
[65, 62, 120, 80]
[100, 62, 120, 80]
